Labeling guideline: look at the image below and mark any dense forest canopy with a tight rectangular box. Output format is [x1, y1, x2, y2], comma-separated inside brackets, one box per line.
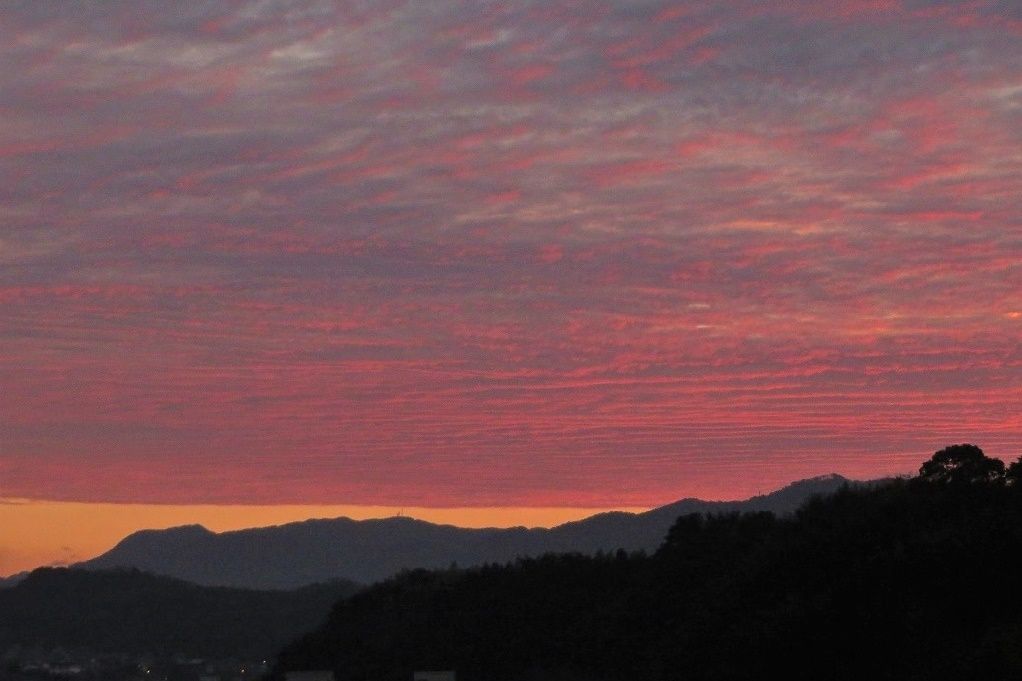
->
[276, 445, 1022, 681]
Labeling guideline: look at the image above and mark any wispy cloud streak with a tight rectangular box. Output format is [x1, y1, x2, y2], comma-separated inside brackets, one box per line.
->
[0, 0, 1019, 505]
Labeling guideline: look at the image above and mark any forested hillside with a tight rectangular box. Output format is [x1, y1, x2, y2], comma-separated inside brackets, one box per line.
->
[0, 568, 359, 659]
[276, 445, 1022, 681]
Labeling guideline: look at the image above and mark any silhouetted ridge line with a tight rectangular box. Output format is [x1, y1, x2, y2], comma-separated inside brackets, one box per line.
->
[75, 475, 861, 589]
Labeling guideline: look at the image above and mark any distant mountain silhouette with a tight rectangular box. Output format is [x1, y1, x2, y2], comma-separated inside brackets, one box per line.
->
[0, 567, 358, 658]
[76, 475, 861, 589]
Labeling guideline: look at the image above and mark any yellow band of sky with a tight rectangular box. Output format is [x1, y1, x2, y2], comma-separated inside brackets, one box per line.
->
[0, 499, 648, 578]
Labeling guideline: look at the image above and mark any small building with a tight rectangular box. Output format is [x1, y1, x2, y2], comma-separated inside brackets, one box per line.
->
[413, 672, 455, 681]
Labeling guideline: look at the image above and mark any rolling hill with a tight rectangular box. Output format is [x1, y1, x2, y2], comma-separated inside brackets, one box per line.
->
[0, 567, 358, 658]
[77, 474, 858, 589]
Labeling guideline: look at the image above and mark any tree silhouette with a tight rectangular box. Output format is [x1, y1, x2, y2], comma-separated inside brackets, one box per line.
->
[1007, 456, 1022, 486]
[918, 443, 1005, 485]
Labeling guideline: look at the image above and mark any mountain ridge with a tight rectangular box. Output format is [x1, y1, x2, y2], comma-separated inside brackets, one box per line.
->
[65, 473, 865, 589]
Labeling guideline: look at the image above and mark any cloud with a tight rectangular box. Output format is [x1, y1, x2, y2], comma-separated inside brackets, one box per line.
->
[0, 0, 1019, 505]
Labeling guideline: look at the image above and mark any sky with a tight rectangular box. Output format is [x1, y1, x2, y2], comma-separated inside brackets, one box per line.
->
[0, 499, 645, 577]
[1, 0, 1021, 572]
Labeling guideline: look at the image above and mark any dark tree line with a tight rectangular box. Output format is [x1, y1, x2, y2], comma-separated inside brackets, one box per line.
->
[276, 445, 1022, 681]
[0, 568, 359, 659]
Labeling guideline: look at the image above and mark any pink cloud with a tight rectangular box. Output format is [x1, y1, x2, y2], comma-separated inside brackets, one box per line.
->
[0, 0, 1018, 507]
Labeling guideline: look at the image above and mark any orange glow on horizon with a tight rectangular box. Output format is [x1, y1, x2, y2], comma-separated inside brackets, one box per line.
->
[0, 499, 648, 578]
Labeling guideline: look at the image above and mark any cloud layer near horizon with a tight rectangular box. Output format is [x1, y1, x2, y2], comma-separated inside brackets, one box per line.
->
[1, 0, 1020, 505]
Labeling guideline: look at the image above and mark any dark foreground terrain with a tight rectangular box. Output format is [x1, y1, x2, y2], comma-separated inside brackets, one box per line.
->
[0, 568, 358, 660]
[276, 445, 1022, 681]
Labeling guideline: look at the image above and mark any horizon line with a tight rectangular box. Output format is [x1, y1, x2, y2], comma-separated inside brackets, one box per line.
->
[0, 499, 651, 578]
[0, 473, 865, 578]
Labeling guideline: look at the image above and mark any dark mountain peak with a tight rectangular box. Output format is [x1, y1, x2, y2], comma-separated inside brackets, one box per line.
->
[17, 565, 70, 587]
[359, 515, 433, 528]
[111, 523, 214, 550]
[747, 473, 850, 499]
[788, 472, 849, 485]
[120, 523, 213, 539]
[551, 510, 640, 533]
[74, 476, 862, 589]
[641, 473, 863, 525]
[738, 473, 854, 511]
[20, 565, 176, 590]
[160, 522, 214, 535]
[0, 570, 28, 587]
